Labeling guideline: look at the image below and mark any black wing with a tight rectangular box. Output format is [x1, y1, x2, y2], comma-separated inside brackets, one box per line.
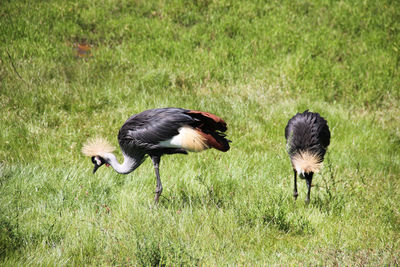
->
[285, 110, 330, 157]
[118, 108, 195, 152]
[316, 115, 330, 149]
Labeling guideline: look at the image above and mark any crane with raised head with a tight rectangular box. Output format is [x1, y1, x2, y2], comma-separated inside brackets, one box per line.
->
[82, 107, 230, 203]
[285, 110, 331, 203]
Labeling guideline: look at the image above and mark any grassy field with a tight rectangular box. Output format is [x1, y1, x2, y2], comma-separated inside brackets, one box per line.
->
[1, 0, 400, 265]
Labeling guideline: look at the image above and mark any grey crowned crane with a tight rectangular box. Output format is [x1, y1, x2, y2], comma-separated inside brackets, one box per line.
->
[285, 110, 331, 203]
[82, 107, 230, 203]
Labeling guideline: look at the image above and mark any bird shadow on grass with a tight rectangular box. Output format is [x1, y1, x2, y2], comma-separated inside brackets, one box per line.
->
[0, 166, 24, 259]
[0, 215, 24, 260]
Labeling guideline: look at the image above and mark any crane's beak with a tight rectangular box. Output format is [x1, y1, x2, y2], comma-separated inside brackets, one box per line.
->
[93, 164, 100, 174]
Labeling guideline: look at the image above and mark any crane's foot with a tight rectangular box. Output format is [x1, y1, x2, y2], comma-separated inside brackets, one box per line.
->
[293, 191, 298, 200]
[154, 194, 160, 204]
[154, 187, 163, 204]
[305, 198, 310, 205]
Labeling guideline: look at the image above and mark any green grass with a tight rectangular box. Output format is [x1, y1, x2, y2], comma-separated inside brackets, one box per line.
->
[1, 0, 400, 265]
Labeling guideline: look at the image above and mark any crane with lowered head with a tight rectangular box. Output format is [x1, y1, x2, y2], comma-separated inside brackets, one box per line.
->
[285, 110, 331, 203]
[82, 107, 230, 203]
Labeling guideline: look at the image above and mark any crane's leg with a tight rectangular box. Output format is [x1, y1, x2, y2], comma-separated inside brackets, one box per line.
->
[293, 169, 298, 200]
[151, 156, 163, 204]
[305, 177, 312, 204]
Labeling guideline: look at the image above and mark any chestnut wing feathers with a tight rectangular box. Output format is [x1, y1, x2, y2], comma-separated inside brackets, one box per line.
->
[187, 110, 230, 152]
[186, 110, 227, 132]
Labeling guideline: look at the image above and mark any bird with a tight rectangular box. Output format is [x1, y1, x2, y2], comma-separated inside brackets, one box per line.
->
[285, 110, 331, 203]
[82, 107, 230, 203]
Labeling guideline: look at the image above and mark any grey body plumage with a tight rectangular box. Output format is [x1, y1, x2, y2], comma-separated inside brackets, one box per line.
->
[83, 107, 230, 203]
[285, 110, 331, 203]
[118, 108, 193, 154]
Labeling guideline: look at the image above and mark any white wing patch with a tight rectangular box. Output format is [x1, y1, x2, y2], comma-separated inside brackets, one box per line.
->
[159, 126, 209, 152]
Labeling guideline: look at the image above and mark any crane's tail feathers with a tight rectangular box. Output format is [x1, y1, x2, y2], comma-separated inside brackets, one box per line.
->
[292, 151, 323, 173]
[196, 129, 230, 152]
[81, 137, 115, 157]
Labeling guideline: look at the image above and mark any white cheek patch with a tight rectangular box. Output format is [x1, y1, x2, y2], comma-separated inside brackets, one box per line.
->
[94, 157, 102, 165]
